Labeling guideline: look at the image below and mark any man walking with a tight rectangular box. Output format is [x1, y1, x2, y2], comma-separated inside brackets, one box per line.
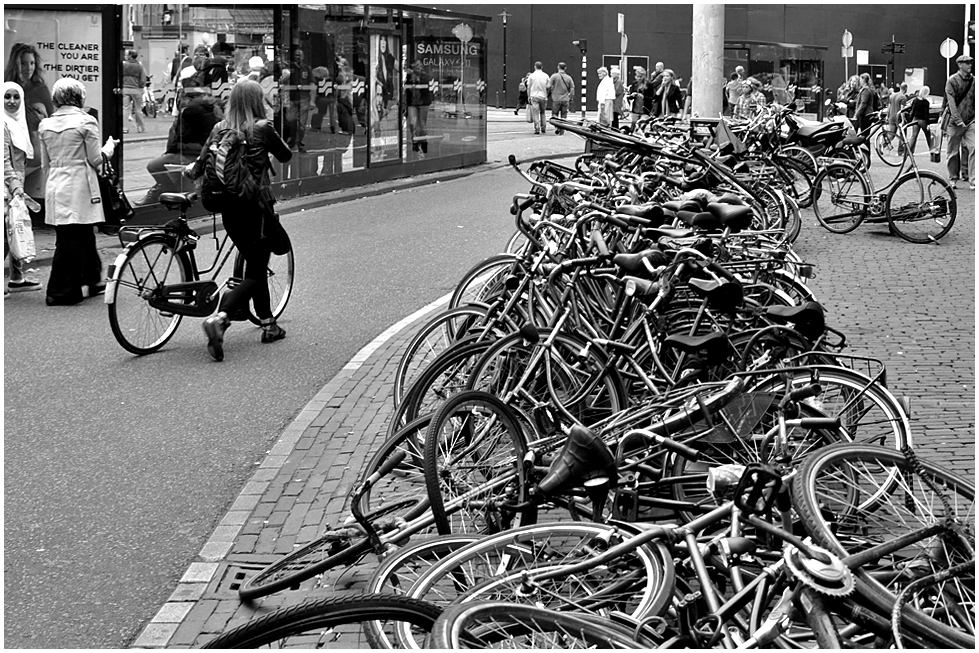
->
[944, 54, 975, 189]
[547, 62, 574, 134]
[527, 61, 550, 134]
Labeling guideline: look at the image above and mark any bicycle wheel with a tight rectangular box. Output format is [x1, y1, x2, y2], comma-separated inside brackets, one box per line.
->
[778, 145, 818, 179]
[407, 521, 675, 621]
[812, 162, 870, 234]
[885, 170, 957, 244]
[364, 534, 482, 648]
[873, 125, 909, 167]
[465, 329, 627, 427]
[233, 232, 295, 326]
[423, 390, 535, 535]
[749, 367, 912, 451]
[202, 594, 441, 648]
[107, 236, 192, 355]
[393, 304, 514, 408]
[792, 443, 975, 645]
[774, 156, 814, 211]
[449, 254, 523, 310]
[428, 601, 649, 649]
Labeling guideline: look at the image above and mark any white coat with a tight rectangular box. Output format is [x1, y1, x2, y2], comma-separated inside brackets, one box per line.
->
[38, 106, 106, 226]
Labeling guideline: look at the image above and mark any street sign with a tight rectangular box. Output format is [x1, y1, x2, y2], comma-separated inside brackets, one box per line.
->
[621, 32, 628, 54]
[842, 45, 853, 58]
[618, 13, 625, 34]
[842, 29, 852, 47]
[941, 37, 959, 59]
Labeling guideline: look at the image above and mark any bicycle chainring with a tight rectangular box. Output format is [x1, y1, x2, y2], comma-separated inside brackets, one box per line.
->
[783, 544, 855, 596]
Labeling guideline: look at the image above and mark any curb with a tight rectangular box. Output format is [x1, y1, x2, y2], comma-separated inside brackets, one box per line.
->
[130, 293, 450, 648]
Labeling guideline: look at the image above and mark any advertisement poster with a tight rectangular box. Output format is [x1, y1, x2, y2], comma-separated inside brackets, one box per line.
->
[5, 8, 104, 198]
[369, 33, 400, 162]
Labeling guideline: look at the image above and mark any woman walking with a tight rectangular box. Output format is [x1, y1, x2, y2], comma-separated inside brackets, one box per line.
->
[186, 80, 293, 361]
[37, 78, 117, 306]
[4, 81, 42, 295]
[657, 69, 683, 117]
[905, 86, 934, 154]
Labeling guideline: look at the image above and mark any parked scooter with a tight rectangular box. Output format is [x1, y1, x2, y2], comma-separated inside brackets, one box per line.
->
[775, 103, 869, 171]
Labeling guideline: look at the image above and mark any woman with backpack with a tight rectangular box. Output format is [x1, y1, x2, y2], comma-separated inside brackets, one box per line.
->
[184, 80, 292, 362]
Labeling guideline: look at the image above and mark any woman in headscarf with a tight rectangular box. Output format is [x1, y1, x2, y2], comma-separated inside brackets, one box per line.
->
[4, 81, 42, 294]
[37, 78, 117, 306]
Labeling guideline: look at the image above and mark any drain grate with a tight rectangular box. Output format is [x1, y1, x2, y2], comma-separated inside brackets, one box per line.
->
[215, 562, 271, 595]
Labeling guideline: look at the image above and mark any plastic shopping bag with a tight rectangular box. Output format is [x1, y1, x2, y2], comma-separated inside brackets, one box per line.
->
[6, 194, 37, 263]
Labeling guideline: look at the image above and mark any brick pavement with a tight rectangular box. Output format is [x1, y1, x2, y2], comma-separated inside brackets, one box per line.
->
[131, 154, 975, 649]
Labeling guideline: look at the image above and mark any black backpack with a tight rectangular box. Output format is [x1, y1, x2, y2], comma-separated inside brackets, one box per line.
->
[200, 123, 259, 213]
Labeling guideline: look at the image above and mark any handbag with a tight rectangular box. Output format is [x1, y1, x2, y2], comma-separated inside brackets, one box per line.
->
[97, 154, 135, 233]
[5, 194, 36, 263]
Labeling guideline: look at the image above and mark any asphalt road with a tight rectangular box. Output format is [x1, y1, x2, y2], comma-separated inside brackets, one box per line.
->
[3, 168, 528, 648]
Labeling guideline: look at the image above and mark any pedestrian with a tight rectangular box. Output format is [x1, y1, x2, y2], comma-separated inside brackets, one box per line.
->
[136, 87, 219, 206]
[4, 81, 42, 295]
[185, 80, 293, 361]
[37, 78, 117, 306]
[285, 48, 314, 151]
[628, 67, 649, 127]
[527, 61, 549, 134]
[405, 60, 432, 153]
[547, 62, 574, 134]
[724, 72, 741, 116]
[905, 85, 934, 155]
[310, 63, 336, 132]
[886, 82, 908, 144]
[851, 72, 875, 137]
[648, 61, 666, 117]
[657, 69, 683, 118]
[596, 66, 615, 126]
[944, 54, 975, 189]
[514, 73, 529, 114]
[734, 77, 766, 120]
[121, 50, 148, 134]
[610, 66, 625, 128]
[838, 75, 861, 119]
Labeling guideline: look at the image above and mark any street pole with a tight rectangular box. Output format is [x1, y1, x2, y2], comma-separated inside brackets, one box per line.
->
[499, 9, 509, 109]
[691, 4, 723, 119]
[573, 40, 587, 119]
[843, 30, 852, 85]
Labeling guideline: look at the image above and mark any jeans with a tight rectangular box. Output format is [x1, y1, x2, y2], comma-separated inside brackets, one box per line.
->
[122, 89, 145, 131]
[907, 119, 932, 153]
[551, 100, 569, 133]
[311, 96, 337, 132]
[946, 120, 975, 184]
[47, 224, 102, 303]
[146, 153, 196, 192]
[530, 97, 547, 133]
[408, 104, 430, 152]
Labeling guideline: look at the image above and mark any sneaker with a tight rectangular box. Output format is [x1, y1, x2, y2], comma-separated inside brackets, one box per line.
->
[134, 185, 164, 207]
[86, 283, 106, 298]
[8, 279, 42, 292]
[970, 183, 976, 190]
[203, 312, 230, 361]
[260, 318, 286, 343]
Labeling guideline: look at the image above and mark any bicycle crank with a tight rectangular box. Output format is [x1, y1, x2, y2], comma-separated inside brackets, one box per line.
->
[147, 280, 220, 317]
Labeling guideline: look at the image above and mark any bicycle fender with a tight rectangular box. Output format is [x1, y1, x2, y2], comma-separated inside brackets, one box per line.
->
[103, 251, 129, 305]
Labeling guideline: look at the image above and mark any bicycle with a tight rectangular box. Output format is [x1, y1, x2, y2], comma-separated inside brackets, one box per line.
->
[812, 121, 957, 243]
[141, 75, 158, 119]
[104, 191, 294, 355]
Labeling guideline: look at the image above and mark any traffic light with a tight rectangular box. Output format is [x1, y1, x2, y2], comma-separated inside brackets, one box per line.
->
[572, 39, 587, 53]
[969, 20, 975, 47]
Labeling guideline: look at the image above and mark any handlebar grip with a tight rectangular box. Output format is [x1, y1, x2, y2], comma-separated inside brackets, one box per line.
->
[799, 417, 842, 430]
[787, 384, 822, 403]
[606, 214, 631, 229]
[654, 434, 700, 462]
[364, 450, 407, 487]
[508, 154, 518, 167]
[511, 196, 536, 216]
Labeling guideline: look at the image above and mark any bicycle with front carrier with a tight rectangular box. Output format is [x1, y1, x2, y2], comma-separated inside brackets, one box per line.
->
[104, 191, 295, 355]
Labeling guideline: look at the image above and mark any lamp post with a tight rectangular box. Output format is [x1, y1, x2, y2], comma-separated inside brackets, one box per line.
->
[842, 29, 852, 84]
[499, 9, 509, 109]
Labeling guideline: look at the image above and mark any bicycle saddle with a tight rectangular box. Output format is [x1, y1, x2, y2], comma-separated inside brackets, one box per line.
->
[663, 198, 706, 214]
[662, 331, 731, 362]
[687, 277, 744, 311]
[612, 249, 669, 273]
[706, 202, 754, 232]
[615, 203, 666, 224]
[765, 301, 826, 341]
[642, 226, 696, 240]
[795, 122, 846, 140]
[537, 424, 617, 497]
[159, 192, 199, 211]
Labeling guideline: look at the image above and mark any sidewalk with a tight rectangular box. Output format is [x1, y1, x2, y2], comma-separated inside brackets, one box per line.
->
[22, 109, 591, 269]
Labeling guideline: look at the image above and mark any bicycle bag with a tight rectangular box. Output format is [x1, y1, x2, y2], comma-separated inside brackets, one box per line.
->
[200, 123, 259, 213]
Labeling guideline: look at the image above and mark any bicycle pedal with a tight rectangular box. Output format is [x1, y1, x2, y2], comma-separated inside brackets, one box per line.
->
[733, 463, 782, 515]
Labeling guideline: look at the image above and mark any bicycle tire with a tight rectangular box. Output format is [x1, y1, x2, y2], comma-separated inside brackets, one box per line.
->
[872, 124, 913, 168]
[364, 534, 482, 648]
[449, 253, 523, 311]
[232, 232, 295, 325]
[885, 170, 957, 244]
[423, 390, 535, 535]
[202, 593, 442, 648]
[778, 145, 818, 179]
[107, 236, 192, 355]
[812, 162, 870, 234]
[428, 601, 650, 649]
[774, 155, 814, 211]
[406, 521, 674, 622]
[792, 443, 975, 646]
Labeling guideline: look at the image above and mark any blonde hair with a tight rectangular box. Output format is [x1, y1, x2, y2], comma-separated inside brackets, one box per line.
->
[225, 80, 265, 134]
[51, 77, 86, 108]
[919, 85, 930, 96]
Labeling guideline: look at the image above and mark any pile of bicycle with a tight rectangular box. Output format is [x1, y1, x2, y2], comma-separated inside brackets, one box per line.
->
[203, 113, 973, 649]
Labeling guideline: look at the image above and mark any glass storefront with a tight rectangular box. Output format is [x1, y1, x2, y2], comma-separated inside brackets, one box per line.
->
[4, 4, 487, 217]
[725, 42, 827, 119]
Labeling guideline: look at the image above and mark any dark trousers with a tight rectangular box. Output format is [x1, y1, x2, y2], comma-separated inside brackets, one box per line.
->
[146, 152, 196, 192]
[219, 202, 274, 320]
[48, 224, 102, 303]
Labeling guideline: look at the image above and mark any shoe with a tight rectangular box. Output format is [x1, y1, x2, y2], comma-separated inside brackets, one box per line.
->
[970, 183, 976, 190]
[260, 318, 286, 343]
[203, 312, 230, 361]
[46, 295, 83, 306]
[134, 185, 164, 207]
[8, 279, 42, 292]
[86, 283, 106, 298]
[534, 130, 540, 135]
